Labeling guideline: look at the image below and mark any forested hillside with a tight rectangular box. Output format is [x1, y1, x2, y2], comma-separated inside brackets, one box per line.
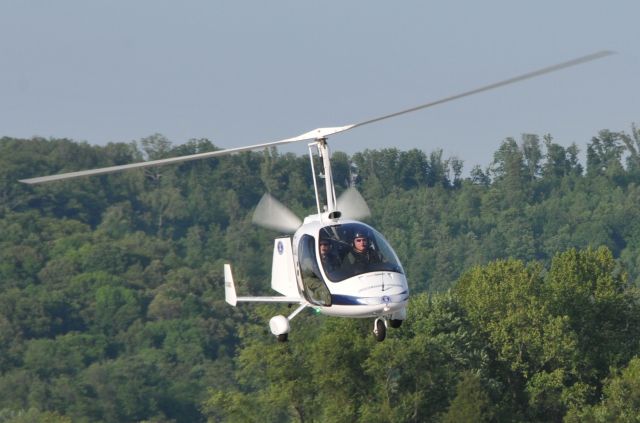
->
[0, 127, 639, 422]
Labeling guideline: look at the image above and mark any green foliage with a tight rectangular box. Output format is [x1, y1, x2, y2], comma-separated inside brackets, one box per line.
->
[2, 126, 640, 422]
[440, 371, 493, 423]
[0, 407, 71, 423]
[94, 286, 141, 335]
[566, 357, 640, 422]
[455, 247, 640, 421]
[361, 292, 488, 422]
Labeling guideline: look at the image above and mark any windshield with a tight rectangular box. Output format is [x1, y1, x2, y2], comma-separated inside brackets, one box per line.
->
[318, 223, 404, 282]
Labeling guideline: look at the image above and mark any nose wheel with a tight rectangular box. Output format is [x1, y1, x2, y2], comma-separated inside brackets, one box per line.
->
[373, 317, 387, 342]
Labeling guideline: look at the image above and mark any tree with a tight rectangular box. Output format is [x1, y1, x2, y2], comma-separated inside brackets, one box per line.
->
[469, 165, 491, 186]
[522, 134, 542, 181]
[546, 248, 640, 389]
[490, 138, 528, 206]
[441, 371, 493, 423]
[456, 257, 581, 420]
[0, 408, 71, 423]
[621, 123, 640, 173]
[78, 354, 170, 422]
[586, 130, 624, 178]
[4, 128, 640, 422]
[94, 286, 141, 336]
[566, 357, 640, 422]
[203, 310, 324, 423]
[542, 134, 570, 180]
[361, 293, 488, 422]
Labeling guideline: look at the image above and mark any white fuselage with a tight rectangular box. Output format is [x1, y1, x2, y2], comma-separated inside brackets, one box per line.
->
[291, 215, 409, 319]
[317, 271, 409, 317]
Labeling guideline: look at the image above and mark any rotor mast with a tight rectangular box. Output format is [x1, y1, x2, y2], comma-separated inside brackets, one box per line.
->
[318, 138, 337, 214]
[308, 137, 338, 218]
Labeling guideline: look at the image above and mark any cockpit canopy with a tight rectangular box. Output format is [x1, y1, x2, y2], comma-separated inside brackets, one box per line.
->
[296, 222, 405, 306]
[317, 222, 404, 282]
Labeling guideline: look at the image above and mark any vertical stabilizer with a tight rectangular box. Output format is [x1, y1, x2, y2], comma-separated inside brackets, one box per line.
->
[271, 237, 299, 297]
[224, 264, 238, 306]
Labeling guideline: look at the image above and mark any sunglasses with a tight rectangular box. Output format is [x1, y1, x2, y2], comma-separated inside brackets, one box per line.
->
[354, 238, 367, 243]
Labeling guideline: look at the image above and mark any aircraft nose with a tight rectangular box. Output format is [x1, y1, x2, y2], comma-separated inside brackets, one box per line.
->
[357, 272, 408, 297]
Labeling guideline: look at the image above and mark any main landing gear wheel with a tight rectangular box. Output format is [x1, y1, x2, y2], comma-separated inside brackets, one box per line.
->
[389, 319, 403, 329]
[277, 333, 288, 342]
[374, 318, 386, 342]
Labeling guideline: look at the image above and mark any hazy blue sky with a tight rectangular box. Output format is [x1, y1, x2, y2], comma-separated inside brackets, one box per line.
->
[1, 1, 638, 169]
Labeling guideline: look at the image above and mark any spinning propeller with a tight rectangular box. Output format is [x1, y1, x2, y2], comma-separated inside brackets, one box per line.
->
[252, 193, 303, 233]
[336, 187, 371, 220]
[252, 187, 371, 233]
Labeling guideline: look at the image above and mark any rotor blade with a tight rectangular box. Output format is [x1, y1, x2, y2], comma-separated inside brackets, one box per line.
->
[19, 125, 355, 184]
[19, 50, 613, 185]
[336, 187, 371, 220]
[349, 50, 615, 131]
[252, 193, 302, 233]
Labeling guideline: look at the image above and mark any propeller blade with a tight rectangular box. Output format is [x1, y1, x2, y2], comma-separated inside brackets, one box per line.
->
[337, 187, 371, 220]
[252, 193, 302, 233]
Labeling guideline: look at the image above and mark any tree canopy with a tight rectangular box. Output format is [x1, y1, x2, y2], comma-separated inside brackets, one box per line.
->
[1, 125, 640, 422]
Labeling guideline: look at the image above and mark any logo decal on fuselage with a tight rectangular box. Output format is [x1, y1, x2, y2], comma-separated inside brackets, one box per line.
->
[277, 240, 284, 255]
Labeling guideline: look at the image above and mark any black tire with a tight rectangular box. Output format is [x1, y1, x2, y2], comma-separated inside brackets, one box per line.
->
[277, 333, 288, 342]
[374, 320, 386, 342]
[389, 319, 403, 329]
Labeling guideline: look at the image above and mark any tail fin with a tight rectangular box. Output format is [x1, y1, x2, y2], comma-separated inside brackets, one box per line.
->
[224, 264, 238, 306]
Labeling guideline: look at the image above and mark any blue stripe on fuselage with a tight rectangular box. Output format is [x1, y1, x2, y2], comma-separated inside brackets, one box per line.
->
[330, 291, 408, 306]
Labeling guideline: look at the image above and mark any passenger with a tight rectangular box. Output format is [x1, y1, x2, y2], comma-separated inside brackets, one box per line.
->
[319, 239, 341, 273]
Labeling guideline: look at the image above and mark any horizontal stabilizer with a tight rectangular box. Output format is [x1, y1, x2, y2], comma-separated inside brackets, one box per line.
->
[236, 296, 303, 303]
[224, 264, 302, 307]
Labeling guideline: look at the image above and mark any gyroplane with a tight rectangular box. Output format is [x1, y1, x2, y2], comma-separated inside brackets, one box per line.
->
[20, 51, 613, 341]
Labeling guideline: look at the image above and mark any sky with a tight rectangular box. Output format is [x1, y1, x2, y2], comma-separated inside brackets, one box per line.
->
[1, 1, 638, 171]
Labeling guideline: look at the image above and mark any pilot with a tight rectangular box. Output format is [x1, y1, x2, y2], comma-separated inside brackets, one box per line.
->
[343, 231, 382, 273]
[319, 239, 340, 273]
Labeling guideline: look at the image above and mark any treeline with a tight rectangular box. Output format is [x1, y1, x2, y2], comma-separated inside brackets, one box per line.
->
[0, 126, 638, 422]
